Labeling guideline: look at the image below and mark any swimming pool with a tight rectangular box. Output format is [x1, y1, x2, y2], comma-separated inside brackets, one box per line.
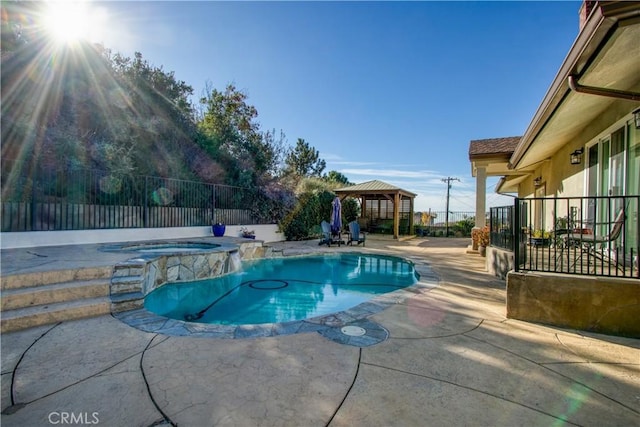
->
[144, 253, 419, 325]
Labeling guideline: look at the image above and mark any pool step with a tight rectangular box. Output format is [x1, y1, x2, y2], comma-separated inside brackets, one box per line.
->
[110, 262, 146, 313]
[110, 292, 145, 313]
[0, 267, 113, 333]
[1, 266, 113, 290]
[1, 279, 110, 311]
[0, 297, 111, 333]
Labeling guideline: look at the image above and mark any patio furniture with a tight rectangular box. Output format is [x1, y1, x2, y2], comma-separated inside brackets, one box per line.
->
[560, 208, 626, 272]
[347, 221, 366, 246]
[320, 220, 343, 247]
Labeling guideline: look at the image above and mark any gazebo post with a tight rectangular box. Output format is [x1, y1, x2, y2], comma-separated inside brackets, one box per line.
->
[409, 196, 414, 234]
[393, 192, 400, 239]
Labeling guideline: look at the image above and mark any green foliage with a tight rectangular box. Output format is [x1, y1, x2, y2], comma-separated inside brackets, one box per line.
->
[342, 198, 359, 223]
[1, 39, 208, 188]
[453, 217, 475, 237]
[324, 170, 351, 185]
[261, 129, 288, 179]
[295, 177, 330, 196]
[0, 7, 298, 225]
[279, 186, 359, 240]
[280, 190, 335, 240]
[284, 138, 326, 178]
[532, 229, 551, 239]
[197, 84, 283, 188]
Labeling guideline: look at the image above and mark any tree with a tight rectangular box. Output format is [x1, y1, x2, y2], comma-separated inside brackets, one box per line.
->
[1, 38, 212, 185]
[284, 138, 326, 178]
[261, 128, 288, 179]
[198, 84, 280, 188]
[324, 171, 351, 186]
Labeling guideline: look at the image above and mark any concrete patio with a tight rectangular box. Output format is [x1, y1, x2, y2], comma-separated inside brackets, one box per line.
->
[1, 236, 639, 426]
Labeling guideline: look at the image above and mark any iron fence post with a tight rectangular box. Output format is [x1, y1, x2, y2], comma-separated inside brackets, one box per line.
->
[144, 176, 149, 228]
[514, 198, 520, 272]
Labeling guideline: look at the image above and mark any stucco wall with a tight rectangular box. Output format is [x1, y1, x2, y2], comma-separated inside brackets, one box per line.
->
[486, 246, 513, 279]
[0, 224, 284, 249]
[506, 271, 640, 337]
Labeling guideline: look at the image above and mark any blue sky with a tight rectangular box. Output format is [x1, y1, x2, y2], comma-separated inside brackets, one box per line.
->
[86, 0, 582, 212]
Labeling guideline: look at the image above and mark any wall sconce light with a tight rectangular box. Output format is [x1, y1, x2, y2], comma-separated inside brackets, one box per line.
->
[570, 148, 583, 165]
[634, 108, 640, 129]
[533, 176, 543, 187]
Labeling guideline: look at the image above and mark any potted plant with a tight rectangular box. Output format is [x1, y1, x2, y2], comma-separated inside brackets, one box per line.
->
[530, 229, 551, 247]
[239, 227, 255, 239]
[472, 226, 490, 256]
[212, 221, 226, 237]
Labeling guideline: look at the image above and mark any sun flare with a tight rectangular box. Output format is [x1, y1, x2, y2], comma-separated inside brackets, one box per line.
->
[42, 1, 104, 44]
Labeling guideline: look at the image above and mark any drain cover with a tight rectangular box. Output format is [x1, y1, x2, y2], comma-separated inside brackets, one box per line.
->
[341, 326, 366, 336]
[247, 280, 288, 290]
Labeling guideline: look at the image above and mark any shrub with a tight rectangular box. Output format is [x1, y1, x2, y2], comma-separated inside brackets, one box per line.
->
[471, 226, 490, 247]
[453, 217, 475, 237]
[280, 190, 334, 240]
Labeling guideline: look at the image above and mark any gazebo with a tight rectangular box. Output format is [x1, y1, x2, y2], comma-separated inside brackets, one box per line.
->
[334, 180, 417, 239]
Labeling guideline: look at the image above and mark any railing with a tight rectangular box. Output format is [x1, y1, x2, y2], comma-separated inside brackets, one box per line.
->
[1, 160, 275, 232]
[489, 205, 513, 250]
[416, 211, 476, 237]
[511, 195, 639, 279]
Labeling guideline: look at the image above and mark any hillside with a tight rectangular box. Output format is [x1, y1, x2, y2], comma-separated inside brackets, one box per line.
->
[1, 39, 224, 184]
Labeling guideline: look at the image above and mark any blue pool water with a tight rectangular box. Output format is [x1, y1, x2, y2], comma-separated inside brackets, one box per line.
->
[144, 253, 419, 325]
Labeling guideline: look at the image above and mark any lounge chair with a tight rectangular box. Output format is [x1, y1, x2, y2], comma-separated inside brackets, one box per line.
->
[347, 221, 366, 246]
[320, 220, 342, 247]
[561, 208, 626, 272]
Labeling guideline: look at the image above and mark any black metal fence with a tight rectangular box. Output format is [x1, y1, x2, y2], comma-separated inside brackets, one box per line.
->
[489, 205, 513, 250]
[1, 160, 274, 232]
[510, 195, 639, 279]
[414, 211, 477, 237]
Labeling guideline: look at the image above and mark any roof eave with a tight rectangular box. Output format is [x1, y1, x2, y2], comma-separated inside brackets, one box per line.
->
[509, 2, 636, 169]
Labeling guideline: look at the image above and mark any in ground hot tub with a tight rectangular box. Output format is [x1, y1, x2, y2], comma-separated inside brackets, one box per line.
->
[119, 242, 222, 253]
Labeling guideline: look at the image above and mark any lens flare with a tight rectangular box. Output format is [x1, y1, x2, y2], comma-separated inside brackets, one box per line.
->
[42, 1, 107, 44]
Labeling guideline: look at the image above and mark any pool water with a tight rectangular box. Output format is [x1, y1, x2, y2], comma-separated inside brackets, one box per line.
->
[144, 253, 419, 325]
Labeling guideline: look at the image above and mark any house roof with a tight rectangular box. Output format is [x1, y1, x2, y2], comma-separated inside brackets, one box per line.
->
[509, 1, 640, 170]
[468, 136, 521, 159]
[468, 136, 525, 179]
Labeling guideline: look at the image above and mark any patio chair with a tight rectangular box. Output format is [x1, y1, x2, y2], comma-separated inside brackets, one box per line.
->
[320, 220, 342, 247]
[561, 208, 626, 272]
[347, 221, 366, 246]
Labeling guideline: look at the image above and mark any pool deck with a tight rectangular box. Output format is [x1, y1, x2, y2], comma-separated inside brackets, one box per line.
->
[1, 236, 639, 426]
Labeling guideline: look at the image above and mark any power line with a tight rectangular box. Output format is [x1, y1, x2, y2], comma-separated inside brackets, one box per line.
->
[441, 177, 460, 236]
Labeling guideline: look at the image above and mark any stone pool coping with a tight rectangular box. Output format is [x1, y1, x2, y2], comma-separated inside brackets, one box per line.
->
[114, 260, 439, 347]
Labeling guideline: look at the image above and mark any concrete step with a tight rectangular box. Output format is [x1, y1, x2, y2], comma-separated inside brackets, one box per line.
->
[1, 266, 113, 290]
[110, 276, 144, 295]
[1, 279, 110, 311]
[110, 292, 145, 313]
[0, 296, 111, 333]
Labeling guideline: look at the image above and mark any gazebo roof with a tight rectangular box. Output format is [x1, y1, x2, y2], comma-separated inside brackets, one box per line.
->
[334, 180, 417, 198]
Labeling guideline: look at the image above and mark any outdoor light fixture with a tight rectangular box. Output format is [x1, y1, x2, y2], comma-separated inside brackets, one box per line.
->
[570, 148, 583, 165]
[533, 176, 543, 187]
[634, 108, 640, 129]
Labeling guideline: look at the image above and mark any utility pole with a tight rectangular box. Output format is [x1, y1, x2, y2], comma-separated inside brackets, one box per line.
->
[441, 177, 460, 236]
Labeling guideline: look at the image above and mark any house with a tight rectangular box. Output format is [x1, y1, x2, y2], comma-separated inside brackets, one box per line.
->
[469, 1, 640, 337]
